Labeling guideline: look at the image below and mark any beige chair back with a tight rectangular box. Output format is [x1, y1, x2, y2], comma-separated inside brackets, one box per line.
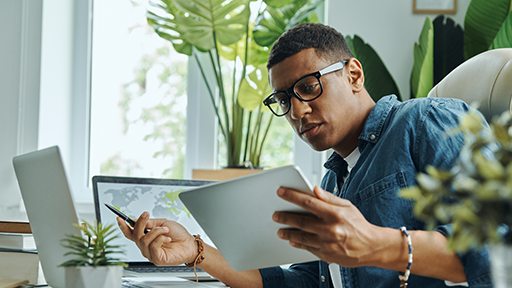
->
[427, 48, 512, 121]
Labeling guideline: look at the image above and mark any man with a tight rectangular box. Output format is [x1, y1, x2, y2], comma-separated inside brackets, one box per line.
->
[118, 23, 491, 287]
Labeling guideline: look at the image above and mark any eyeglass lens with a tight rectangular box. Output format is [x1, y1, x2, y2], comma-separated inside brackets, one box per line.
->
[268, 75, 322, 116]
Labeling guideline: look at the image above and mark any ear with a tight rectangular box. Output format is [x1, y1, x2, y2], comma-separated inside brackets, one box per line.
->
[346, 58, 365, 93]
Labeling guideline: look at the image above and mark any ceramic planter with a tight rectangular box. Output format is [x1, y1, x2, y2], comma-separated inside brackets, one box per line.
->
[65, 266, 123, 288]
[489, 244, 512, 288]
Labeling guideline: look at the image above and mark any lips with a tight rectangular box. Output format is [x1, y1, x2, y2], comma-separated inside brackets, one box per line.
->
[300, 122, 322, 138]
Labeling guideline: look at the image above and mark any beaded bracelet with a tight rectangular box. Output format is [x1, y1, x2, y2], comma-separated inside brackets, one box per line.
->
[185, 234, 205, 282]
[399, 226, 413, 287]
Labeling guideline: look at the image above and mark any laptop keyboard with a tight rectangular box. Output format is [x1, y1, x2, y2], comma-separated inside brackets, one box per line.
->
[122, 279, 154, 288]
[126, 266, 204, 273]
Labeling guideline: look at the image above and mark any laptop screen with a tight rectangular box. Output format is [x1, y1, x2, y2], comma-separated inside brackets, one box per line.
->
[92, 176, 216, 263]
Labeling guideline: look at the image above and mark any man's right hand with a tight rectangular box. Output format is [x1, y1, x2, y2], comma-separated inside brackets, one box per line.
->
[117, 211, 197, 266]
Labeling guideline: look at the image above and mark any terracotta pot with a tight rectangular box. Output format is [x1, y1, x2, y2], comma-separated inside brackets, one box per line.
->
[192, 168, 264, 181]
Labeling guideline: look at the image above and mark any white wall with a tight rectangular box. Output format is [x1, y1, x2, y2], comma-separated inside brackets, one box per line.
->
[0, 0, 43, 220]
[327, 0, 470, 100]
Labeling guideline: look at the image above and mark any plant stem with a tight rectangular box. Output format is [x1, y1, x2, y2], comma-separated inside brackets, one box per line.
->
[194, 52, 227, 140]
[212, 32, 233, 165]
[255, 110, 274, 167]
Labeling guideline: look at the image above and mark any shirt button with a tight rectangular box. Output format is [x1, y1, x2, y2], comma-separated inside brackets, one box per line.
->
[333, 187, 338, 193]
[370, 134, 376, 140]
[321, 275, 326, 282]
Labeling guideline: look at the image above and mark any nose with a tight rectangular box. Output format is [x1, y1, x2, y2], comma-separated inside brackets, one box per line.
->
[288, 96, 312, 120]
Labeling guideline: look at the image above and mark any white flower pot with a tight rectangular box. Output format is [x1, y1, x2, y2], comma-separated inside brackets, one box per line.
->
[489, 244, 512, 288]
[65, 266, 123, 288]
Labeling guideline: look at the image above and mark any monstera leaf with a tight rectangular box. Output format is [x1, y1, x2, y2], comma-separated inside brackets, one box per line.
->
[238, 65, 272, 111]
[263, 0, 296, 8]
[147, 0, 250, 55]
[411, 17, 434, 98]
[253, 0, 322, 47]
[218, 23, 269, 67]
[346, 35, 402, 102]
[147, 1, 193, 55]
[464, 0, 511, 59]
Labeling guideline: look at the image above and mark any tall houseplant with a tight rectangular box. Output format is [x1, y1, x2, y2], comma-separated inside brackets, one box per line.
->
[60, 221, 126, 288]
[146, 0, 323, 168]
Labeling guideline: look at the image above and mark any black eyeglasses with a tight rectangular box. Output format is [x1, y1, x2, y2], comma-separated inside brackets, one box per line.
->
[263, 60, 349, 117]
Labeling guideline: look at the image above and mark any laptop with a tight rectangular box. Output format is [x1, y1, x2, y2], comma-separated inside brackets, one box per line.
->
[13, 146, 226, 288]
[13, 146, 84, 288]
[92, 175, 216, 280]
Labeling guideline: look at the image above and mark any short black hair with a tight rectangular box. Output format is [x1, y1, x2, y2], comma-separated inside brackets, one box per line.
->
[267, 22, 354, 70]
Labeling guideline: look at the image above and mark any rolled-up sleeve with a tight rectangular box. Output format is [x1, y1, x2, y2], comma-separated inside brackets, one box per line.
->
[260, 261, 331, 288]
[435, 224, 492, 287]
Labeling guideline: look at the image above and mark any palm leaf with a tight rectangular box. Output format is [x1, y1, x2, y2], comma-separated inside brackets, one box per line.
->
[411, 17, 434, 98]
[346, 35, 401, 102]
[490, 10, 512, 49]
[432, 15, 464, 86]
[464, 0, 511, 59]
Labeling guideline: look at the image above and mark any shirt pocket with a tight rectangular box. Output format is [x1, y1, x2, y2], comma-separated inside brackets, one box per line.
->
[354, 171, 407, 204]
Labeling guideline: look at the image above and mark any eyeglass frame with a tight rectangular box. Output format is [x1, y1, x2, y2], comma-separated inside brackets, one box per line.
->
[263, 60, 349, 117]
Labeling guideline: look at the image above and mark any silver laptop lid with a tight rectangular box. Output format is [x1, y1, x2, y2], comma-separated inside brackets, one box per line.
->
[13, 146, 81, 288]
[92, 175, 216, 264]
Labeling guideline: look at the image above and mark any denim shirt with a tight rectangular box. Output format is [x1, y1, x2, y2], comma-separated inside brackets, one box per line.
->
[259, 96, 492, 288]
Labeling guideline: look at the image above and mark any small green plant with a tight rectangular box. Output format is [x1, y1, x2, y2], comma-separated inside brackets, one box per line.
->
[59, 221, 127, 267]
[400, 110, 512, 252]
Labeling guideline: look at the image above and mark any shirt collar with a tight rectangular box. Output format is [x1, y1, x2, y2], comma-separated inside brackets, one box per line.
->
[323, 95, 399, 171]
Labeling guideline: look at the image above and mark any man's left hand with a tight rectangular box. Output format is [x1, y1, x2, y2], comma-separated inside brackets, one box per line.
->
[272, 186, 382, 267]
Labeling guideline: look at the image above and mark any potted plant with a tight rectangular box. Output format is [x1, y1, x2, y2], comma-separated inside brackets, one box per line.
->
[146, 0, 324, 169]
[399, 109, 512, 287]
[410, 0, 512, 98]
[59, 221, 127, 288]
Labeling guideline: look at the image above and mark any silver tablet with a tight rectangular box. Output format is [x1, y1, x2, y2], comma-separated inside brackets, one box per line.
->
[179, 165, 319, 271]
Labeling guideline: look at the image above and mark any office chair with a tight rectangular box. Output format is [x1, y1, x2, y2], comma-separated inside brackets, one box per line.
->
[427, 48, 512, 122]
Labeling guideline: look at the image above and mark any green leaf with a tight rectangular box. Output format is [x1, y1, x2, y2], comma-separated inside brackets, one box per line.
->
[490, 11, 512, 49]
[253, 0, 322, 47]
[411, 17, 434, 98]
[345, 35, 401, 102]
[263, 0, 296, 8]
[464, 0, 511, 59]
[238, 65, 272, 111]
[432, 15, 464, 86]
[148, 0, 251, 54]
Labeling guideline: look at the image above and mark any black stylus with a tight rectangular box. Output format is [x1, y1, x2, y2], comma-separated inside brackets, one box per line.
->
[104, 203, 149, 234]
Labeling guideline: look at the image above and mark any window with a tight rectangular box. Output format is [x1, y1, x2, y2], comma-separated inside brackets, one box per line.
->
[89, 0, 188, 180]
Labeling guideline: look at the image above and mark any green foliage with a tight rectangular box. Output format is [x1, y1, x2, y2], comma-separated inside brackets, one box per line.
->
[59, 221, 127, 267]
[400, 110, 512, 252]
[464, 0, 512, 59]
[411, 18, 434, 98]
[346, 35, 402, 102]
[409, 0, 512, 98]
[146, 0, 323, 167]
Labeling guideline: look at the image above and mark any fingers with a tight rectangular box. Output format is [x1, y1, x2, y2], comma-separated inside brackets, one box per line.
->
[273, 211, 321, 234]
[313, 186, 347, 206]
[138, 226, 170, 262]
[277, 186, 348, 216]
[277, 228, 322, 250]
[117, 216, 134, 241]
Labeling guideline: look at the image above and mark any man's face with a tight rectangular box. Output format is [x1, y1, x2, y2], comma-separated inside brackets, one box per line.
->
[268, 48, 363, 154]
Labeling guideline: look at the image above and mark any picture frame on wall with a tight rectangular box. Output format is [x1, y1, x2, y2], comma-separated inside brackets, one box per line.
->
[413, 0, 457, 14]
